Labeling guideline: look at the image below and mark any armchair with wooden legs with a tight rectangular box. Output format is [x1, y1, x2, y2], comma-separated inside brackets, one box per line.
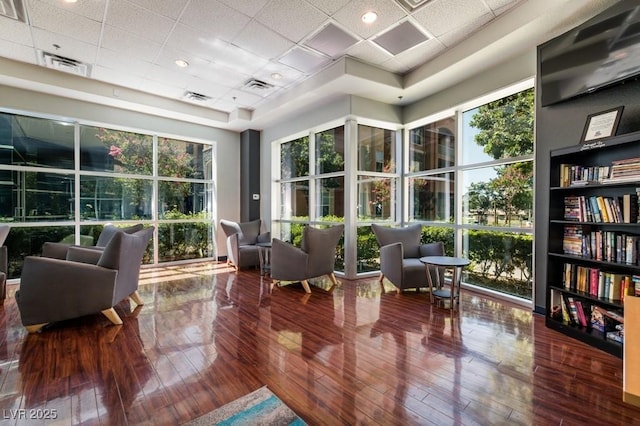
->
[270, 224, 344, 294]
[16, 226, 154, 333]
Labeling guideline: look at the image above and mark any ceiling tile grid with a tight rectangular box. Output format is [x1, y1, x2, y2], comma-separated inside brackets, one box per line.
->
[0, 0, 537, 122]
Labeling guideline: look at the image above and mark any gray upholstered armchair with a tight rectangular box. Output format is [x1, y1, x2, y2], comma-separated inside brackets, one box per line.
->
[16, 226, 154, 333]
[371, 223, 445, 292]
[42, 223, 144, 259]
[271, 224, 344, 293]
[219, 219, 270, 271]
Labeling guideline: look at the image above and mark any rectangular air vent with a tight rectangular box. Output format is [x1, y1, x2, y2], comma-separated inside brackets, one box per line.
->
[41, 52, 90, 77]
[0, 0, 26, 22]
[243, 79, 274, 91]
[184, 91, 211, 102]
[394, 0, 434, 12]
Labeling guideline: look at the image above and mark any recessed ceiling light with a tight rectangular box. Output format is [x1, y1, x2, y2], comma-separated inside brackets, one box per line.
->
[362, 11, 378, 24]
[271, 73, 282, 80]
[175, 59, 189, 68]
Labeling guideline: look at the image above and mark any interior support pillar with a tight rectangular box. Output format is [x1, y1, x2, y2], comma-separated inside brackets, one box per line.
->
[241, 129, 260, 222]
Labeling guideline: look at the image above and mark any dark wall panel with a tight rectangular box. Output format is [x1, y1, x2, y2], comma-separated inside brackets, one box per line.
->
[240, 129, 260, 222]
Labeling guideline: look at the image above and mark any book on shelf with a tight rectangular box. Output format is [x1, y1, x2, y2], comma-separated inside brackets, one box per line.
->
[606, 323, 624, 344]
[590, 305, 606, 332]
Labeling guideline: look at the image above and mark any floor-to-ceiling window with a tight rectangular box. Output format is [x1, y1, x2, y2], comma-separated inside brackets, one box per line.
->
[406, 83, 534, 300]
[459, 87, 534, 300]
[0, 111, 216, 278]
[275, 125, 346, 271]
[271, 83, 533, 301]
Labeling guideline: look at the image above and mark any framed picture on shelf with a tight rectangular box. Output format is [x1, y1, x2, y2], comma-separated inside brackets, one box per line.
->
[581, 106, 624, 143]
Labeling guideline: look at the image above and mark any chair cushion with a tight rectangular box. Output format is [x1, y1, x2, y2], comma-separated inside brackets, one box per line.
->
[372, 223, 421, 259]
[220, 219, 262, 246]
[96, 223, 143, 247]
[237, 220, 261, 245]
[97, 231, 124, 269]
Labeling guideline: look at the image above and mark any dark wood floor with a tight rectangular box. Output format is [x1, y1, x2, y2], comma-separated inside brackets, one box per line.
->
[1, 262, 639, 425]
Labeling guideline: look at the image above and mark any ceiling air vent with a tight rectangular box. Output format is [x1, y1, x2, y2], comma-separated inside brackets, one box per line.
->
[41, 52, 90, 77]
[394, 0, 434, 12]
[184, 91, 211, 102]
[0, 0, 27, 22]
[243, 79, 274, 91]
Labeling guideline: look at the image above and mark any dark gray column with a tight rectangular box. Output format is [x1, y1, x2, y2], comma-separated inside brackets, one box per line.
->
[240, 129, 260, 222]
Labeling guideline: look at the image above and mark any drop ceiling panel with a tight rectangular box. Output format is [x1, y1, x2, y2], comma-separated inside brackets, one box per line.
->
[139, 79, 186, 99]
[0, 14, 32, 44]
[305, 22, 359, 57]
[127, 0, 189, 19]
[372, 20, 428, 55]
[106, 1, 175, 43]
[346, 41, 392, 65]
[92, 65, 145, 89]
[333, 0, 408, 39]
[101, 25, 163, 63]
[252, 62, 306, 88]
[28, 0, 102, 45]
[279, 46, 330, 73]
[32, 28, 97, 64]
[145, 64, 193, 89]
[412, 0, 491, 37]
[164, 24, 220, 60]
[256, 0, 329, 43]
[392, 38, 444, 70]
[216, 0, 271, 18]
[208, 41, 269, 75]
[97, 48, 152, 76]
[437, 13, 493, 47]
[306, 0, 351, 15]
[233, 21, 296, 60]
[34, 0, 106, 21]
[180, 0, 251, 41]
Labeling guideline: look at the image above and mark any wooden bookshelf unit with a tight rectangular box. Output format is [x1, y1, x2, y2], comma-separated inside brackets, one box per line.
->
[546, 131, 640, 358]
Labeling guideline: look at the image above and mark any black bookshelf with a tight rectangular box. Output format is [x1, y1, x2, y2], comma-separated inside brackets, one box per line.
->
[546, 132, 640, 358]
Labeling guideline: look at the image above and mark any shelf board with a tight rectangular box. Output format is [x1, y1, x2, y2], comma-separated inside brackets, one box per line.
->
[545, 316, 622, 358]
[548, 284, 624, 309]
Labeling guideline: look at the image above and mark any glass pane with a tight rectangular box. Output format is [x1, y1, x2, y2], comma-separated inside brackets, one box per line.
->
[357, 175, 395, 220]
[409, 116, 455, 172]
[316, 176, 344, 219]
[409, 173, 454, 222]
[158, 181, 211, 219]
[79, 223, 154, 263]
[80, 125, 153, 174]
[158, 137, 209, 179]
[462, 162, 533, 228]
[463, 229, 533, 300]
[358, 125, 396, 173]
[281, 136, 309, 179]
[0, 113, 74, 169]
[80, 175, 152, 220]
[158, 222, 214, 262]
[277, 222, 306, 245]
[280, 182, 309, 220]
[0, 171, 74, 222]
[316, 126, 344, 174]
[6, 225, 74, 278]
[356, 225, 379, 273]
[462, 88, 534, 165]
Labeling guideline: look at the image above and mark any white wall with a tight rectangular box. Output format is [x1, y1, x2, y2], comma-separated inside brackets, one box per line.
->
[0, 84, 241, 259]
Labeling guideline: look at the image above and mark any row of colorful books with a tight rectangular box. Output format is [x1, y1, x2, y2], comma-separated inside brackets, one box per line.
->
[559, 163, 610, 187]
[562, 262, 640, 301]
[559, 157, 640, 187]
[562, 225, 640, 265]
[564, 194, 639, 223]
[551, 291, 624, 343]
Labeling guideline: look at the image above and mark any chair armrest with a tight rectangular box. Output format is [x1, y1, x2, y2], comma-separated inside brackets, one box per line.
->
[226, 233, 240, 266]
[379, 242, 404, 286]
[271, 239, 308, 281]
[42, 242, 72, 259]
[17, 256, 118, 325]
[66, 246, 104, 264]
[257, 231, 271, 243]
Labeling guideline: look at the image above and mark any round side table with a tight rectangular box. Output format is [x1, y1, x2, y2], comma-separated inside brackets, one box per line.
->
[419, 256, 470, 309]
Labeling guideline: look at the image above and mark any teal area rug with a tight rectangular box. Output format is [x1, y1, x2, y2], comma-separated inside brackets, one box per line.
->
[184, 386, 307, 425]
